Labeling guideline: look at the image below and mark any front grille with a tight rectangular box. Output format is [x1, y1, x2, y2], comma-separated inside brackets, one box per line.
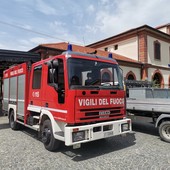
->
[85, 109, 120, 116]
[79, 107, 123, 121]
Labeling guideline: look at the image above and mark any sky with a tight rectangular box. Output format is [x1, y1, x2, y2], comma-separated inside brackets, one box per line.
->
[0, 0, 169, 51]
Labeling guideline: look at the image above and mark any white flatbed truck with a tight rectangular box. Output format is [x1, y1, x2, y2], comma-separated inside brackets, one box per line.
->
[126, 88, 170, 143]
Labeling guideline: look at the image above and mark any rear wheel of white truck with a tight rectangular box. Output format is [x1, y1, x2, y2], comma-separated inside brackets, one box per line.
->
[9, 110, 20, 130]
[159, 121, 170, 143]
[41, 119, 60, 151]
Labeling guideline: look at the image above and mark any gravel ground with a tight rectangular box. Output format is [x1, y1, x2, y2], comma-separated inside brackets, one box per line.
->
[0, 115, 170, 170]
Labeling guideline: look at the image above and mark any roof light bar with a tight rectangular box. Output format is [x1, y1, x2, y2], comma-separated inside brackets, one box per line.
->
[108, 53, 112, 58]
[67, 44, 72, 51]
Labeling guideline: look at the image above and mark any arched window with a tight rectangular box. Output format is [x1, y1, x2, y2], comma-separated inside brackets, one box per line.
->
[101, 69, 112, 83]
[152, 70, 164, 88]
[127, 74, 135, 80]
[154, 40, 161, 60]
[126, 71, 136, 80]
[102, 72, 111, 82]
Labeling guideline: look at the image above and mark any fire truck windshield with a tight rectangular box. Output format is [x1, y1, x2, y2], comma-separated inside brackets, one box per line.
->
[67, 58, 123, 90]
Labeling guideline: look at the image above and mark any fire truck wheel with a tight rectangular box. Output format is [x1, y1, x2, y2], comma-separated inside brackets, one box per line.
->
[9, 110, 20, 130]
[159, 121, 170, 143]
[41, 119, 60, 151]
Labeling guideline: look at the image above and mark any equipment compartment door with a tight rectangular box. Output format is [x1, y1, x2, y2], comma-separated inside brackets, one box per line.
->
[17, 75, 25, 116]
[3, 78, 9, 112]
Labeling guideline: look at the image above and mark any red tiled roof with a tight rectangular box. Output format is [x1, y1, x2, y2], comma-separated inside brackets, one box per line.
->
[37, 42, 140, 64]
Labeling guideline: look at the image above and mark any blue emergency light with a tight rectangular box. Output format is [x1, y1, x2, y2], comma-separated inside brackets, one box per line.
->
[108, 53, 113, 58]
[67, 44, 72, 51]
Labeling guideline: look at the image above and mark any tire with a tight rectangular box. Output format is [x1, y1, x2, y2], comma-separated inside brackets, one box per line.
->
[41, 119, 60, 151]
[9, 110, 20, 130]
[159, 121, 170, 143]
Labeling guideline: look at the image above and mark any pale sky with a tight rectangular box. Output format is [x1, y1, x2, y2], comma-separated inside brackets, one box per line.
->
[0, 0, 169, 51]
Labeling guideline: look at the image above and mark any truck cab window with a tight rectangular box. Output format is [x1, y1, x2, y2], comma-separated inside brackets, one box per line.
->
[32, 66, 42, 89]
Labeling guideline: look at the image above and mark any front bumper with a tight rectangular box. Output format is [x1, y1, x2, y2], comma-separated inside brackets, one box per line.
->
[65, 118, 131, 146]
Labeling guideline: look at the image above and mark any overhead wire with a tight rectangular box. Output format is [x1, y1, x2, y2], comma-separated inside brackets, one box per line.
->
[0, 20, 82, 45]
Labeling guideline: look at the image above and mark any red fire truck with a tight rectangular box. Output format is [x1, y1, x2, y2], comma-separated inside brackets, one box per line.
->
[2, 45, 131, 151]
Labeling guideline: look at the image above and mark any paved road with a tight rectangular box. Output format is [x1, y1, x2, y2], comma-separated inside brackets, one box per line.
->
[0, 116, 170, 170]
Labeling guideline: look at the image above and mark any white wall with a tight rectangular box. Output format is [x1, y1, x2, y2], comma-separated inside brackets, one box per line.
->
[100, 37, 138, 61]
[157, 27, 167, 34]
[147, 36, 170, 67]
[120, 65, 141, 80]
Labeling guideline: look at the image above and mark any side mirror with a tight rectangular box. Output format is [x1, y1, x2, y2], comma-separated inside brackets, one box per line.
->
[51, 83, 58, 91]
[45, 59, 58, 68]
[52, 60, 58, 67]
[52, 83, 63, 94]
[46, 61, 52, 67]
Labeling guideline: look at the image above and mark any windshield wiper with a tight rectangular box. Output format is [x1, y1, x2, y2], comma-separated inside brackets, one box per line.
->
[86, 85, 100, 89]
[70, 85, 100, 89]
[101, 82, 112, 86]
[88, 79, 100, 85]
[101, 85, 121, 89]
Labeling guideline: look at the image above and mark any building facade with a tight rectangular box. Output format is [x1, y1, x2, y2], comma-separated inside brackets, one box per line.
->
[88, 24, 170, 88]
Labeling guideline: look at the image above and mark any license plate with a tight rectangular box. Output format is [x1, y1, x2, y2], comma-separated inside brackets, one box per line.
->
[104, 131, 113, 138]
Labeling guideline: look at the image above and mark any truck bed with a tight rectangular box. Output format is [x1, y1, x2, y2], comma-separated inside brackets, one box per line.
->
[127, 98, 170, 113]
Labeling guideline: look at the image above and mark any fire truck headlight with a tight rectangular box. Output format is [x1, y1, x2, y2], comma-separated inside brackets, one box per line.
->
[121, 123, 130, 132]
[72, 131, 85, 142]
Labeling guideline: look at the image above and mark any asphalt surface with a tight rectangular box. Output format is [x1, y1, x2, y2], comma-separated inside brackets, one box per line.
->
[0, 115, 170, 170]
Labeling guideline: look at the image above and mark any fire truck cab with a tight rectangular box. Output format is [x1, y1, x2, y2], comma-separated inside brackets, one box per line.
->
[3, 45, 131, 151]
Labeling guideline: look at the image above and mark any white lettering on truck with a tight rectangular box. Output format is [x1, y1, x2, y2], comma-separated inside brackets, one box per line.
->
[32, 91, 40, 98]
[10, 68, 23, 76]
[4, 73, 8, 78]
[78, 99, 98, 106]
[78, 98, 124, 106]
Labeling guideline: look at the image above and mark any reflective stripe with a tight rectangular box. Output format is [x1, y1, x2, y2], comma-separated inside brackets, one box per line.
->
[28, 104, 67, 114]
[9, 98, 17, 101]
[3, 98, 8, 100]
[4, 98, 24, 102]
[18, 99, 24, 102]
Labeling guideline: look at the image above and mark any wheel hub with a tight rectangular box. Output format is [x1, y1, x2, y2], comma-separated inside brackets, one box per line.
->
[42, 128, 51, 144]
[163, 126, 170, 138]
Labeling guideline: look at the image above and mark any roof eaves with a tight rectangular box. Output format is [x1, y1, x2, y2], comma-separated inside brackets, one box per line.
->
[87, 24, 170, 47]
[29, 44, 65, 53]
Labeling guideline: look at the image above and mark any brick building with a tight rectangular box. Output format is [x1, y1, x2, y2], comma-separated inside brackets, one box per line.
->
[87, 24, 170, 88]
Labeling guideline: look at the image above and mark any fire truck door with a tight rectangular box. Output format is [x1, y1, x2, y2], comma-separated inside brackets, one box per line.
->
[30, 65, 43, 107]
[42, 59, 66, 112]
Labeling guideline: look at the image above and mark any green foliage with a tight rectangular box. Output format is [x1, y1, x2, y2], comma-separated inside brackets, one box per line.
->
[152, 80, 160, 88]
